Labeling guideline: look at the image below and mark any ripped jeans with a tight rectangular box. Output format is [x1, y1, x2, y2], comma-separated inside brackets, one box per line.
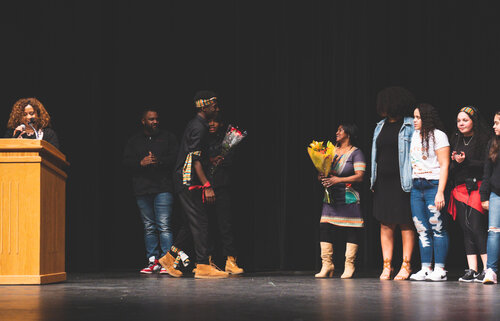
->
[486, 192, 500, 272]
[411, 179, 449, 267]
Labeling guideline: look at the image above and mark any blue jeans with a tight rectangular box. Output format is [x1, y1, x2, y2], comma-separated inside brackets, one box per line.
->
[486, 192, 500, 272]
[136, 192, 174, 260]
[411, 179, 449, 267]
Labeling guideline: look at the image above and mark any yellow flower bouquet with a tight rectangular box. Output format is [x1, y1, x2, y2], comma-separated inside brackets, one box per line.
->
[307, 140, 337, 203]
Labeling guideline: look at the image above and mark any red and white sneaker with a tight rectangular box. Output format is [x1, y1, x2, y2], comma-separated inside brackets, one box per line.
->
[140, 257, 161, 274]
[160, 267, 168, 274]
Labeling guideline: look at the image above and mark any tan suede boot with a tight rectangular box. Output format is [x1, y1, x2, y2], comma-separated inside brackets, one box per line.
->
[341, 243, 358, 279]
[315, 242, 334, 278]
[192, 256, 213, 274]
[159, 252, 183, 277]
[225, 256, 244, 274]
[194, 263, 229, 279]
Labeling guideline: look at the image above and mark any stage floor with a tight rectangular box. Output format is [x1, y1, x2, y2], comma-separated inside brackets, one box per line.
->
[0, 271, 499, 321]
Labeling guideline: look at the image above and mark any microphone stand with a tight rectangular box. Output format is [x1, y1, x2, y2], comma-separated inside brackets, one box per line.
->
[27, 120, 39, 139]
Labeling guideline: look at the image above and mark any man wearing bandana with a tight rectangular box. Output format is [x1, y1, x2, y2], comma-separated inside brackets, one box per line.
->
[159, 90, 229, 278]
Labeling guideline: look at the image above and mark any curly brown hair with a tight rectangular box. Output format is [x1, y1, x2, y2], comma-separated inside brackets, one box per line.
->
[415, 103, 446, 157]
[7, 98, 51, 129]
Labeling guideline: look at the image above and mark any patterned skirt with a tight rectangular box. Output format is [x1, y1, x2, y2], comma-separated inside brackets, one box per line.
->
[321, 202, 364, 228]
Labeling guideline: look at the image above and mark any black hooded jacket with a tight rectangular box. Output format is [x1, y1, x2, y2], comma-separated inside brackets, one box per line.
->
[123, 129, 178, 195]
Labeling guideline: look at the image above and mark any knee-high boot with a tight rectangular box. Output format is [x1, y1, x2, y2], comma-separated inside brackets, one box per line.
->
[315, 242, 334, 278]
[341, 243, 358, 279]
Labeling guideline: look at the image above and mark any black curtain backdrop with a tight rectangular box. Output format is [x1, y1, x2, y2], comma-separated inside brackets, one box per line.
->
[1, 1, 499, 272]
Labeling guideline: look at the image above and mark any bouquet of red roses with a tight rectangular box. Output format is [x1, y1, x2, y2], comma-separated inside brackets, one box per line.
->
[210, 124, 247, 176]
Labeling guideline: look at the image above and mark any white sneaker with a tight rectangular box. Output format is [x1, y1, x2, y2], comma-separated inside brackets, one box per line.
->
[483, 268, 498, 284]
[410, 268, 432, 281]
[426, 268, 447, 281]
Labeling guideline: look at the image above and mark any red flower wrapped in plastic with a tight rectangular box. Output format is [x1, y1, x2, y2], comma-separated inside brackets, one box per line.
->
[210, 124, 247, 175]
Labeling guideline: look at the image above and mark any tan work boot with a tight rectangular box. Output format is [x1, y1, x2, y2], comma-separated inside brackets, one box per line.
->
[225, 256, 244, 274]
[193, 255, 215, 274]
[159, 252, 183, 278]
[194, 263, 229, 279]
[315, 242, 334, 278]
[341, 243, 358, 279]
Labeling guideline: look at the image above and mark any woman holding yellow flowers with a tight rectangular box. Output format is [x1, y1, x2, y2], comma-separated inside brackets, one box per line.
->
[315, 123, 366, 278]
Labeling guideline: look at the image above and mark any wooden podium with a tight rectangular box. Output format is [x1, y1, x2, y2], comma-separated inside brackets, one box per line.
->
[0, 139, 69, 284]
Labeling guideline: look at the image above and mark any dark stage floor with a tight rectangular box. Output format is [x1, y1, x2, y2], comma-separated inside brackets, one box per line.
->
[0, 271, 499, 321]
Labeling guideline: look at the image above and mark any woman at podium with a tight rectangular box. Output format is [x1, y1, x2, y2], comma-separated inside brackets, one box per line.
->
[4, 97, 60, 149]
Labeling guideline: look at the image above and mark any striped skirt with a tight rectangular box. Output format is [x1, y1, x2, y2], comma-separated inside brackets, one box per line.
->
[321, 202, 364, 228]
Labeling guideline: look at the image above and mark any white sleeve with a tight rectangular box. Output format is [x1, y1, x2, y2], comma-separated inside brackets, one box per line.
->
[434, 130, 450, 150]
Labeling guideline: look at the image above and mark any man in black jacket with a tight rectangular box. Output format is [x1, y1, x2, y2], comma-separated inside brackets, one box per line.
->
[159, 90, 229, 279]
[123, 108, 178, 274]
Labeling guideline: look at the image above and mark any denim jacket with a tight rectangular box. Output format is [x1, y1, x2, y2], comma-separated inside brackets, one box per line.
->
[370, 117, 414, 192]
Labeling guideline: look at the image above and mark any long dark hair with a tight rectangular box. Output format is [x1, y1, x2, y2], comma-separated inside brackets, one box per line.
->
[450, 105, 491, 158]
[416, 103, 445, 156]
[489, 111, 500, 162]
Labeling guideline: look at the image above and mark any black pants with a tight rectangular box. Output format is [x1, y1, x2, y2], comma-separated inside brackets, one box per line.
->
[174, 189, 210, 264]
[320, 223, 361, 245]
[455, 202, 487, 255]
[207, 187, 236, 257]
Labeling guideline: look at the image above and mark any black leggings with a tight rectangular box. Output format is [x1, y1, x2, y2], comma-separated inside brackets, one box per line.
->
[320, 223, 361, 245]
[455, 202, 487, 255]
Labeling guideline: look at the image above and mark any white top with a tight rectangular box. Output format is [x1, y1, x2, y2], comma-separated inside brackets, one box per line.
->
[410, 129, 449, 180]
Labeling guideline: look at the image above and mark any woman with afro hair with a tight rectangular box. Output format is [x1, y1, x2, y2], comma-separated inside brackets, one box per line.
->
[371, 86, 416, 280]
[4, 98, 59, 149]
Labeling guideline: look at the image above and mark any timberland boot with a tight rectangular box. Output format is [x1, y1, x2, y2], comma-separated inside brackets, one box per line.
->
[159, 252, 183, 278]
[194, 263, 229, 279]
[192, 256, 213, 274]
[225, 256, 244, 274]
[315, 242, 334, 278]
[341, 243, 358, 279]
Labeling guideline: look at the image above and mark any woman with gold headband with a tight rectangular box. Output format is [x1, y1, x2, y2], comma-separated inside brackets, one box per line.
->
[448, 106, 491, 282]
[4, 97, 60, 149]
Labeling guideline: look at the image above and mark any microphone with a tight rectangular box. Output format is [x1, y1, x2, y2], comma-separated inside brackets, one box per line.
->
[26, 119, 40, 139]
[13, 124, 26, 138]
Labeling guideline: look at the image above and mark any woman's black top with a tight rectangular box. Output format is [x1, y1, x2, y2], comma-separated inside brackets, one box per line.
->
[204, 131, 234, 188]
[4, 127, 60, 150]
[449, 134, 486, 186]
[376, 119, 402, 177]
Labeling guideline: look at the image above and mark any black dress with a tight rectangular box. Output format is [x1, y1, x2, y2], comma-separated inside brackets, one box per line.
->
[372, 120, 412, 225]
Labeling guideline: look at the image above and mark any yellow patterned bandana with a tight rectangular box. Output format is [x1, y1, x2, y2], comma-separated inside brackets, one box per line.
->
[195, 97, 217, 108]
